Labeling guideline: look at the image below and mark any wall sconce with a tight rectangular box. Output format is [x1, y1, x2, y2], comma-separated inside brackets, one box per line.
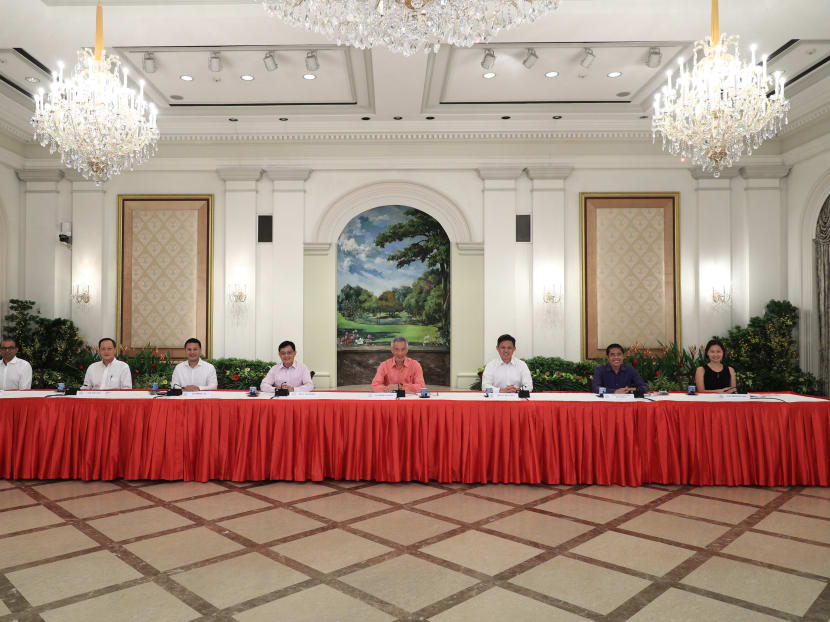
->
[72, 283, 90, 305]
[228, 284, 248, 304]
[712, 285, 732, 310]
[543, 283, 562, 305]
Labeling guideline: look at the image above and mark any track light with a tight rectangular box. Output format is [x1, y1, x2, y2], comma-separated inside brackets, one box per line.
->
[522, 48, 538, 69]
[142, 52, 156, 74]
[209, 51, 222, 73]
[646, 47, 662, 68]
[305, 50, 319, 72]
[481, 48, 495, 70]
[263, 51, 278, 72]
[579, 47, 595, 68]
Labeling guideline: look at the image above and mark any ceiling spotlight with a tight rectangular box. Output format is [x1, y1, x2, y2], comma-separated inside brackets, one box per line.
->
[142, 52, 156, 74]
[481, 48, 495, 70]
[241, 74, 254, 81]
[483, 72, 496, 79]
[263, 51, 278, 72]
[24, 76, 40, 84]
[607, 71, 622, 78]
[179, 74, 193, 81]
[305, 50, 319, 72]
[303, 73, 316, 80]
[209, 51, 222, 73]
[552, 115, 562, 119]
[522, 48, 538, 69]
[646, 47, 662, 69]
[545, 70, 559, 78]
[579, 47, 595, 68]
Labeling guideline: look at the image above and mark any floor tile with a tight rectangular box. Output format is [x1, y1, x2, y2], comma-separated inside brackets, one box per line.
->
[420, 530, 543, 575]
[173, 491, 271, 520]
[0, 525, 98, 569]
[57, 489, 152, 518]
[350, 509, 458, 545]
[511, 556, 651, 615]
[295, 492, 392, 522]
[579, 486, 669, 506]
[0, 505, 64, 535]
[572, 531, 695, 576]
[88, 506, 193, 541]
[753, 510, 830, 545]
[0, 480, 14, 490]
[35, 481, 121, 500]
[40, 582, 200, 622]
[0, 488, 37, 510]
[780, 494, 830, 518]
[656, 495, 757, 524]
[124, 526, 243, 571]
[341, 554, 478, 613]
[172, 552, 308, 609]
[800, 486, 830, 500]
[141, 481, 228, 502]
[430, 586, 588, 622]
[723, 531, 830, 577]
[467, 484, 556, 505]
[415, 494, 511, 523]
[218, 507, 324, 544]
[534, 495, 632, 524]
[618, 510, 730, 548]
[628, 587, 781, 622]
[486, 511, 594, 548]
[248, 481, 334, 503]
[6, 550, 142, 606]
[0, 600, 8, 615]
[273, 529, 391, 572]
[689, 486, 781, 506]
[360, 483, 443, 504]
[683, 556, 825, 616]
[234, 584, 394, 622]
[327, 480, 365, 488]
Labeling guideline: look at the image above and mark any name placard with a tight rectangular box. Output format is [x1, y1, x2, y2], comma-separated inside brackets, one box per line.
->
[492, 393, 520, 400]
[368, 393, 398, 400]
[183, 391, 212, 399]
[718, 393, 751, 401]
[603, 393, 635, 400]
[75, 391, 108, 397]
[285, 392, 319, 399]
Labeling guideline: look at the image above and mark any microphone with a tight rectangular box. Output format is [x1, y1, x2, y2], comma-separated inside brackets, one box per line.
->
[395, 383, 405, 399]
[518, 384, 531, 399]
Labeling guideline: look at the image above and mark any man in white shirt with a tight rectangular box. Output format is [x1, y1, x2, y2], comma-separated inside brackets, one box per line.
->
[481, 334, 533, 393]
[171, 338, 217, 391]
[0, 336, 33, 390]
[83, 338, 133, 390]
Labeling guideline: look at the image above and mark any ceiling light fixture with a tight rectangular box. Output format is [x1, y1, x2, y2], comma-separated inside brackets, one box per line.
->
[522, 48, 538, 69]
[607, 71, 622, 78]
[481, 48, 496, 71]
[545, 70, 559, 78]
[261, 0, 560, 56]
[646, 47, 662, 68]
[24, 76, 40, 84]
[209, 51, 222, 73]
[31, 0, 158, 184]
[263, 51, 278, 71]
[303, 73, 316, 80]
[305, 50, 319, 72]
[241, 74, 254, 81]
[482, 71, 496, 79]
[142, 52, 156, 74]
[652, 0, 789, 176]
[180, 74, 193, 81]
[579, 47, 595, 68]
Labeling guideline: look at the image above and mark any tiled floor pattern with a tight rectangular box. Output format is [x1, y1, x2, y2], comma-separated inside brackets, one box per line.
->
[0, 478, 828, 621]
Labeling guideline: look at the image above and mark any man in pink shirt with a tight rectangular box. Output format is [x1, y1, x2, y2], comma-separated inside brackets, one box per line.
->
[371, 337, 426, 393]
[260, 340, 314, 392]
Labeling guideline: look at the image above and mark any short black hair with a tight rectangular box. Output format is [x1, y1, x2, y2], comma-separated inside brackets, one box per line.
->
[278, 340, 296, 352]
[184, 337, 202, 349]
[496, 334, 516, 347]
[605, 343, 624, 356]
[0, 336, 17, 348]
[704, 339, 727, 358]
[98, 337, 116, 348]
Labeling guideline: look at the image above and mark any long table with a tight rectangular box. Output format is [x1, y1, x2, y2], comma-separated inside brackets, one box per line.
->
[1, 391, 828, 486]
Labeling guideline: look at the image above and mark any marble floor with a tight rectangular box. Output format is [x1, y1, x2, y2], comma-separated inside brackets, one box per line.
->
[0, 479, 828, 621]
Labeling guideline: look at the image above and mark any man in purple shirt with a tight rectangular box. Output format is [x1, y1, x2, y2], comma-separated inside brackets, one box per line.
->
[591, 343, 648, 394]
[260, 340, 314, 393]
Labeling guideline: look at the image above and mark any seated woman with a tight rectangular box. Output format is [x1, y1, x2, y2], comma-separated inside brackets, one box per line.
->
[695, 339, 737, 393]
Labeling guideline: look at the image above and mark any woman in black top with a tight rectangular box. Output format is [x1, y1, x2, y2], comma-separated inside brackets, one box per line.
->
[694, 339, 737, 393]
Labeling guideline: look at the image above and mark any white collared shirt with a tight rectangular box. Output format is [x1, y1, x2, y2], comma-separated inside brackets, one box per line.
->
[83, 359, 132, 390]
[172, 359, 218, 390]
[481, 356, 533, 391]
[0, 356, 33, 390]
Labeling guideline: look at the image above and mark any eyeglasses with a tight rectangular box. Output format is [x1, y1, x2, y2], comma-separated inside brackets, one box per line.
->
[0, 346, 17, 351]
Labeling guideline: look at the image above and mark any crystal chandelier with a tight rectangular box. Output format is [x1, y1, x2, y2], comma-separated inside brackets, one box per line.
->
[31, 0, 159, 184]
[651, 0, 789, 177]
[261, 0, 560, 56]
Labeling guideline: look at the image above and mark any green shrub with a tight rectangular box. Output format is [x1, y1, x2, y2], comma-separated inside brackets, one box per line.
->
[209, 358, 275, 390]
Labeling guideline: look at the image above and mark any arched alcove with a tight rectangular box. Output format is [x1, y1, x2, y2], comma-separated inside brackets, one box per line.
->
[813, 195, 830, 392]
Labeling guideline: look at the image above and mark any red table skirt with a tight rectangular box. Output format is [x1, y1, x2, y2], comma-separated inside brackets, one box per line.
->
[1, 396, 828, 485]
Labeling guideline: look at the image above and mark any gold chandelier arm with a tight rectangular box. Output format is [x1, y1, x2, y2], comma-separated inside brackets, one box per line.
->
[710, 0, 720, 44]
[94, 0, 104, 61]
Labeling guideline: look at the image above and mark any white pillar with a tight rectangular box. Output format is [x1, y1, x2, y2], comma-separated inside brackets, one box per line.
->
[17, 169, 63, 318]
[478, 167, 524, 352]
[739, 165, 790, 318]
[263, 167, 310, 360]
[527, 165, 572, 357]
[218, 167, 262, 359]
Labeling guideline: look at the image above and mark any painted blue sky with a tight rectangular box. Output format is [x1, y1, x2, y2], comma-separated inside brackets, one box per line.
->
[337, 206, 430, 296]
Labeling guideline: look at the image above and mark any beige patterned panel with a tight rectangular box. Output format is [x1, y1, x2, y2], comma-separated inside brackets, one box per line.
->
[130, 210, 198, 347]
[595, 208, 667, 348]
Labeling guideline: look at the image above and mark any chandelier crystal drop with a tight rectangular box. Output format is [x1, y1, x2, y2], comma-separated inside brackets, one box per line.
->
[261, 0, 560, 56]
[651, 0, 789, 177]
[31, 1, 159, 184]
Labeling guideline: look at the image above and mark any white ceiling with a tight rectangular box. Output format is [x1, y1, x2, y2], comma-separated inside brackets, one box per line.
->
[0, 0, 829, 142]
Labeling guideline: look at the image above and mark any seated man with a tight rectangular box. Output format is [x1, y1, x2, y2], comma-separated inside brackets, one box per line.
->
[371, 336, 426, 393]
[591, 343, 648, 394]
[482, 334, 533, 393]
[261, 340, 313, 392]
[83, 338, 132, 389]
[0, 336, 32, 390]
[171, 338, 217, 391]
